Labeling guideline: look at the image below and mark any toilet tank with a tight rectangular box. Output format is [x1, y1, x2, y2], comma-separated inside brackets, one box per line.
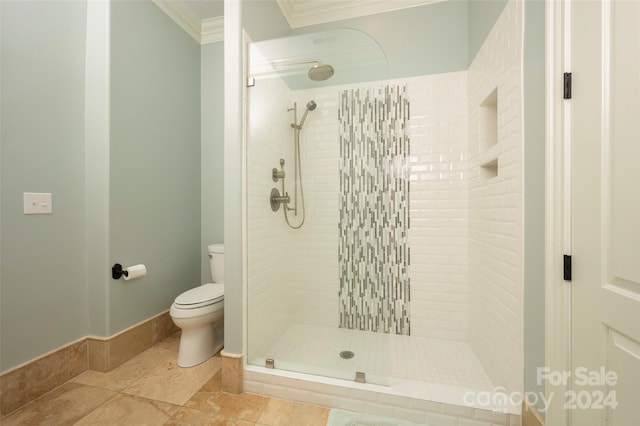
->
[208, 244, 224, 283]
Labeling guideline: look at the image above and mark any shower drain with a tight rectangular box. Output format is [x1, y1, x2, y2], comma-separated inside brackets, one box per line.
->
[339, 350, 355, 359]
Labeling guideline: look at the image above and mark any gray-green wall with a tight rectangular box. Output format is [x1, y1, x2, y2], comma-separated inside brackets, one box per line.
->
[243, 0, 291, 42]
[523, 0, 545, 412]
[1, 0, 90, 371]
[1, 0, 203, 371]
[288, 0, 507, 79]
[110, 0, 201, 333]
[201, 42, 225, 282]
[468, 0, 508, 63]
[292, 1, 469, 79]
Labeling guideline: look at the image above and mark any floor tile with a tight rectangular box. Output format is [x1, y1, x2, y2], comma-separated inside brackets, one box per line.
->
[166, 407, 256, 425]
[75, 393, 179, 425]
[0, 344, 72, 416]
[153, 332, 181, 352]
[71, 345, 176, 391]
[257, 398, 330, 426]
[198, 371, 222, 393]
[2, 333, 340, 426]
[123, 355, 221, 405]
[0, 382, 116, 426]
[184, 391, 270, 422]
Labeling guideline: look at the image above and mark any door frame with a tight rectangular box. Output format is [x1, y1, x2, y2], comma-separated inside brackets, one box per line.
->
[545, 0, 572, 424]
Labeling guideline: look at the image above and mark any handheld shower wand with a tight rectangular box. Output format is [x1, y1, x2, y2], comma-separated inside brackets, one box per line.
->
[280, 100, 317, 229]
[291, 100, 317, 130]
[298, 100, 317, 128]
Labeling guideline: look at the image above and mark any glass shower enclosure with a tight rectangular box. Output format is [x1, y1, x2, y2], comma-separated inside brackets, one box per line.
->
[246, 29, 402, 385]
[244, 15, 523, 413]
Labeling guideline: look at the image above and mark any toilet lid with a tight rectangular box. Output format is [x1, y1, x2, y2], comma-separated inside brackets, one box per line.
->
[174, 283, 224, 308]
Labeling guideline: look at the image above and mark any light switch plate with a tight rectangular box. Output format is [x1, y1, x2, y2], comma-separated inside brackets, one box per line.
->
[24, 192, 53, 214]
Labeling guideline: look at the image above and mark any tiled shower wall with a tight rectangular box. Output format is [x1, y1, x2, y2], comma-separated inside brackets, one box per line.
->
[288, 72, 468, 340]
[247, 71, 468, 349]
[403, 73, 469, 341]
[337, 86, 411, 335]
[467, 0, 524, 396]
[246, 55, 296, 361]
[247, 5, 523, 389]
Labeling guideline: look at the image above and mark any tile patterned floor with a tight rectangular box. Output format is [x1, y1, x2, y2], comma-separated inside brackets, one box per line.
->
[1, 333, 330, 426]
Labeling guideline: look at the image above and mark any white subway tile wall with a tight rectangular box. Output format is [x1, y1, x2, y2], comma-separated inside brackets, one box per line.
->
[246, 49, 297, 361]
[402, 72, 469, 341]
[467, 0, 524, 397]
[288, 71, 469, 340]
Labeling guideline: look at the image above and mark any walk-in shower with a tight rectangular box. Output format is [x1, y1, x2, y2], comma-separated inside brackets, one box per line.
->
[246, 16, 524, 421]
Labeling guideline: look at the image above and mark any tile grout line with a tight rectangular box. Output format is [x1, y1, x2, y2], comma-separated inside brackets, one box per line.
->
[70, 390, 121, 425]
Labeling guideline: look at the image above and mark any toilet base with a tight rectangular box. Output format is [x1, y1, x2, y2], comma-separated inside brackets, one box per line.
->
[176, 316, 224, 368]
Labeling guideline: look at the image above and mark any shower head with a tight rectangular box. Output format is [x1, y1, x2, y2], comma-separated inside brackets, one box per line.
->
[308, 63, 334, 81]
[307, 100, 317, 111]
[270, 59, 334, 82]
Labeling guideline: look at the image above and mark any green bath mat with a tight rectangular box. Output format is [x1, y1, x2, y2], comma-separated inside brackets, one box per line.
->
[326, 409, 422, 426]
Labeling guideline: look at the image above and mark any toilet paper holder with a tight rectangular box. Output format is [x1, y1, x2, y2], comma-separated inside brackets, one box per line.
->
[112, 263, 128, 280]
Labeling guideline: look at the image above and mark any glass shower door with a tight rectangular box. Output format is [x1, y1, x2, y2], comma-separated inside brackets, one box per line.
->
[246, 29, 406, 386]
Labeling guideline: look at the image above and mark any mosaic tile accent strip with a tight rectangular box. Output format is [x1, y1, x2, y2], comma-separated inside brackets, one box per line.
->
[338, 85, 411, 335]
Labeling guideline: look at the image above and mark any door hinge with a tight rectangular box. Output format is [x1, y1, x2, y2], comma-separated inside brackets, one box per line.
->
[563, 72, 572, 99]
[563, 254, 572, 281]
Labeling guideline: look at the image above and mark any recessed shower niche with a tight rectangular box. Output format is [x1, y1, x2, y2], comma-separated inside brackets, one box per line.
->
[479, 87, 499, 179]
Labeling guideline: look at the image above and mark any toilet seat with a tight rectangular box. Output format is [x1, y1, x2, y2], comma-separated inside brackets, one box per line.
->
[174, 283, 224, 310]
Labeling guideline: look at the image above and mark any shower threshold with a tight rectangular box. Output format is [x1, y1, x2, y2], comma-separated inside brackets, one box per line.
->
[244, 365, 520, 422]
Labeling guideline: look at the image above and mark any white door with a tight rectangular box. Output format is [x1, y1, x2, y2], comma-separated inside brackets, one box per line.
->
[571, 0, 640, 425]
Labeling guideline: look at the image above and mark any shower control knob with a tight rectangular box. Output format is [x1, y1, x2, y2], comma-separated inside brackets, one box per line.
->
[272, 168, 285, 182]
[270, 188, 290, 212]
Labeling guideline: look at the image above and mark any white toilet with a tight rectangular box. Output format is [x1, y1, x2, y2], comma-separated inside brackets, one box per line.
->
[170, 244, 225, 367]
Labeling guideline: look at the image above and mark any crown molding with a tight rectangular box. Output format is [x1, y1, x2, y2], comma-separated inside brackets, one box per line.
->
[201, 16, 224, 44]
[152, 0, 201, 43]
[275, 0, 296, 27]
[152, 0, 224, 44]
[276, 0, 445, 29]
[155, 0, 443, 43]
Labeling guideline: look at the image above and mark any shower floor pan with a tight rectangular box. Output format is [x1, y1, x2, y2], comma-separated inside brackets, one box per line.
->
[251, 323, 494, 394]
